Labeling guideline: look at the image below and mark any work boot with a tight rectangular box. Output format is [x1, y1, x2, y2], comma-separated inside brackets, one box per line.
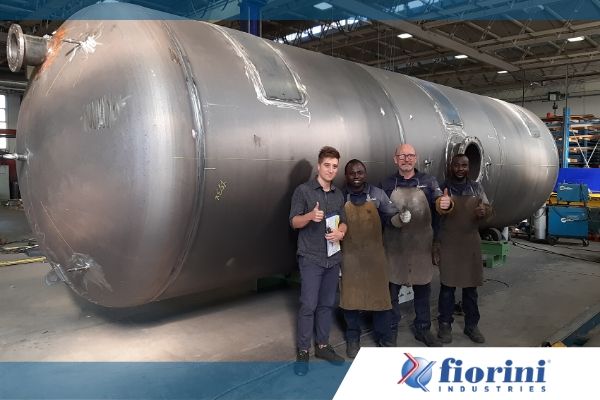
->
[294, 350, 309, 376]
[315, 344, 345, 365]
[464, 326, 486, 343]
[346, 341, 360, 359]
[378, 336, 396, 347]
[437, 322, 453, 344]
[415, 329, 443, 347]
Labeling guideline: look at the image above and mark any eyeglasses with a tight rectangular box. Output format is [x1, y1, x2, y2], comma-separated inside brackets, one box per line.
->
[395, 154, 416, 160]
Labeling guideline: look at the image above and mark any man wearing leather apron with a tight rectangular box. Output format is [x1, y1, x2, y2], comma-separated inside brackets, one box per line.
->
[435, 154, 493, 344]
[289, 146, 348, 376]
[381, 143, 452, 347]
[341, 159, 399, 358]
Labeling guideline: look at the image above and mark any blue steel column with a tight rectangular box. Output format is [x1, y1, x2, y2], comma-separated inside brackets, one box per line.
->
[562, 107, 571, 168]
[240, 0, 266, 36]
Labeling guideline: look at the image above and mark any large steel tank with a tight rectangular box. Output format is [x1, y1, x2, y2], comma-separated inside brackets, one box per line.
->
[7, 3, 558, 307]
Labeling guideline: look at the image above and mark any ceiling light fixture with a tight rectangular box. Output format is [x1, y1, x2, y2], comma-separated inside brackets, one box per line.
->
[567, 36, 585, 42]
[454, 54, 468, 59]
[397, 33, 413, 39]
[497, 70, 508, 74]
[313, 2, 333, 10]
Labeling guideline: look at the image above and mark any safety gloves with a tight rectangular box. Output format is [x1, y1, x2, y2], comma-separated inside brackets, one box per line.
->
[391, 209, 412, 228]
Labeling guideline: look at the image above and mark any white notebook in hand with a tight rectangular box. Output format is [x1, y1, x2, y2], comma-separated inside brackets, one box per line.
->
[325, 214, 341, 257]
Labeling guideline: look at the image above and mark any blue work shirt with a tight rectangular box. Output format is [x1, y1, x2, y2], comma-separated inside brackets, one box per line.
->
[381, 169, 443, 208]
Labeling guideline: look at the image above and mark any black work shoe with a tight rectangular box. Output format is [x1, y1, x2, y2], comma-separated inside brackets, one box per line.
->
[464, 326, 486, 343]
[437, 322, 453, 344]
[315, 344, 345, 365]
[415, 330, 443, 347]
[346, 341, 360, 358]
[378, 339, 396, 347]
[294, 350, 309, 376]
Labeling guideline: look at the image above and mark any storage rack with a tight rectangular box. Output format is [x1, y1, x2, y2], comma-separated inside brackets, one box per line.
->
[542, 110, 600, 168]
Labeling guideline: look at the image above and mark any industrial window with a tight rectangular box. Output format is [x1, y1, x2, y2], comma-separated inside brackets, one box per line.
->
[0, 95, 6, 149]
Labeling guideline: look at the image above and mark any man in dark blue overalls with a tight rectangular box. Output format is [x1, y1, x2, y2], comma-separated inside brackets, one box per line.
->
[381, 143, 452, 347]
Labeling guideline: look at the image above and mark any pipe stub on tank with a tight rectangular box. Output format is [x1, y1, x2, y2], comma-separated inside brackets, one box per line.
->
[7, 24, 25, 72]
[7, 24, 49, 72]
[1, 152, 28, 161]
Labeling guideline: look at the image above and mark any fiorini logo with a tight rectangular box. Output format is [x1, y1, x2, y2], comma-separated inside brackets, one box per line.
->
[398, 353, 548, 394]
[398, 353, 435, 392]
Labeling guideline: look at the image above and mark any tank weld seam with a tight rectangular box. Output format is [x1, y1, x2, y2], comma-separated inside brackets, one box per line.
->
[153, 22, 206, 301]
[209, 24, 311, 121]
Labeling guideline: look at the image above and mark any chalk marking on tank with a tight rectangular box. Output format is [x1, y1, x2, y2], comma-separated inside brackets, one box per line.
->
[209, 24, 311, 121]
[215, 180, 227, 201]
[45, 61, 68, 97]
[43, 29, 102, 96]
[206, 103, 241, 108]
[72, 63, 85, 88]
[83, 95, 131, 131]
[39, 201, 75, 254]
[204, 157, 300, 162]
[64, 33, 102, 62]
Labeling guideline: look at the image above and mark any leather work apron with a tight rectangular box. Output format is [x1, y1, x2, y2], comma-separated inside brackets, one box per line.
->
[438, 196, 483, 287]
[384, 187, 434, 286]
[340, 200, 391, 311]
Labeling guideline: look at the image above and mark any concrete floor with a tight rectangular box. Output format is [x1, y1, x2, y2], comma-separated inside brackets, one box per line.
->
[1, 206, 599, 363]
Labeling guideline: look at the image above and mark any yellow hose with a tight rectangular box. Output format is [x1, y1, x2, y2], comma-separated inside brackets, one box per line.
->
[0, 257, 47, 267]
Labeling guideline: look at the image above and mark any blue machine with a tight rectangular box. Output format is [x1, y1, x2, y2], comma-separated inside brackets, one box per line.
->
[556, 183, 590, 202]
[547, 183, 590, 246]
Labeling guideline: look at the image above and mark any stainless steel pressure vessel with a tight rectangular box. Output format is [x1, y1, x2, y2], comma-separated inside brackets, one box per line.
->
[10, 3, 558, 307]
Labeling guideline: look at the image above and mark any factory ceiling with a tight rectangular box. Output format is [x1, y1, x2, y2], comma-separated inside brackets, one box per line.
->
[1, 0, 600, 96]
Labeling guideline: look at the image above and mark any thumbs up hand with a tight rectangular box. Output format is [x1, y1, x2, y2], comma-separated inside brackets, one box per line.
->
[439, 188, 452, 210]
[311, 202, 324, 222]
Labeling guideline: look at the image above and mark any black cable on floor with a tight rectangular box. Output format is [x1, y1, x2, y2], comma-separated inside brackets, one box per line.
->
[554, 245, 600, 253]
[511, 240, 600, 264]
[483, 278, 510, 287]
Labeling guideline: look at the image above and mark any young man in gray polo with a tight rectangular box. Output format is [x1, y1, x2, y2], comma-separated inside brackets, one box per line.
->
[289, 146, 348, 376]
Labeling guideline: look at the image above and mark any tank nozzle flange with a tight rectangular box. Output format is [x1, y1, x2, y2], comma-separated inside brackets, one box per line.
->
[7, 24, 49, 72]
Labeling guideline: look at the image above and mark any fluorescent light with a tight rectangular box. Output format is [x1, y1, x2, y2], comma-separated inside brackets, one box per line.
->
[497, 70, 508, 74]
[567, 36, 585, 42]
[397, 33, 413, 39]
[454, 54, 468, 59]
[314, 2, 332, 10]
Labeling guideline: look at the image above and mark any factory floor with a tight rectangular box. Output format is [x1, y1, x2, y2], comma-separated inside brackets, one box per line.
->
[1, 206, 599, 364]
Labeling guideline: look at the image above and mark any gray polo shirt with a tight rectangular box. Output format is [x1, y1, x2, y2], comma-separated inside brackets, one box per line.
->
[289, 177, 347, 268]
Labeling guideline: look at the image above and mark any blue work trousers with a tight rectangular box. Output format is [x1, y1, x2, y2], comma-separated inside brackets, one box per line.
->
[343, 309, 392, 345]
[390, 282, 432, 335]
[438, 284, 480, 328]
[296, 256, 340, 350]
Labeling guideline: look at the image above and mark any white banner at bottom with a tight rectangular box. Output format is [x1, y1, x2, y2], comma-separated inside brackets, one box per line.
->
[334, 347, 597, 400]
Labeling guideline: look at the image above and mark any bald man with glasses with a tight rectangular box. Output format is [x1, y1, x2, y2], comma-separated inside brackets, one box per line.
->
[381, 143, 452, 347]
